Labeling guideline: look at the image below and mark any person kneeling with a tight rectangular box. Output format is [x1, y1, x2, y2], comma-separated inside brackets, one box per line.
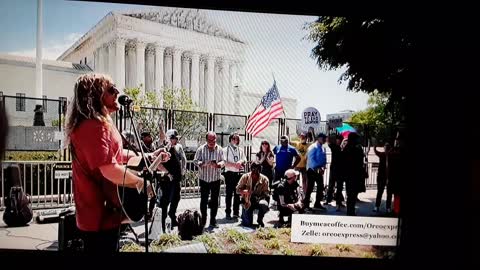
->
[275, 169, 305, 227]
[236, 162, 270, 228]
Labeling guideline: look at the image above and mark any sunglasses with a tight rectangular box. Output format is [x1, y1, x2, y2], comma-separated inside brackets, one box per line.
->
[107, 85, 119, 95]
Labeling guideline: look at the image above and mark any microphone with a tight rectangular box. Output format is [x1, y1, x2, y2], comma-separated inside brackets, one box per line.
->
[118, 94, 133, 106]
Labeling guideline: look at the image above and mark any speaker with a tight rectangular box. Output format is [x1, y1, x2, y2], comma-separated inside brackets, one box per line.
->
[58, 209, 83, 251]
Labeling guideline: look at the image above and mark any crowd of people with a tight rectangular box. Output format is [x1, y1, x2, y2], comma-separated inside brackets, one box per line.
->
[0, 73, 405, 253]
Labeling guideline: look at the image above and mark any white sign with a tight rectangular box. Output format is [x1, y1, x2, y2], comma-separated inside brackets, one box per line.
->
[54, 171, 71, 179]
[291, 214, 399, 246]
[301, 107, 321, 132]
[185, 140, 198, 148]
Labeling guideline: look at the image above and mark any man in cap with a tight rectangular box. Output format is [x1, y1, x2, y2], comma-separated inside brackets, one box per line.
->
[274, 169, 304, 227]
[272, 135, 300, 185]
[305, 133, 328, 210]
[156, 129, 187, 231]
[140, 131, 156, 153]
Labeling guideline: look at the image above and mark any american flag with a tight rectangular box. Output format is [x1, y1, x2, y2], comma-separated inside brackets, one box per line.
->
[245, 81, 285, 137]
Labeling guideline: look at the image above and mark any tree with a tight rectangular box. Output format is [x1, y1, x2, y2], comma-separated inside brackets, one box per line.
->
[348, 91, 399, 143]
[123, 86, 206, 146]
[304, 16, 414, 120]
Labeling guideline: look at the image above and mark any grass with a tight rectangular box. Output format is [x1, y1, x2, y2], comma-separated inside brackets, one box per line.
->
[194, 234, 221, 254]
[264, 238, 281, 250]
[255, 227, 278, 240]
[310, 244, 327, 256]
[335, 244, 352, 253]
[120, 242, 144, 252]
[151, 234, 182, 250]
[280, 245, 296, 256]
[223, 229, 251, 244]
[279, 228, 291, 236]
[232, 241, 257, 254]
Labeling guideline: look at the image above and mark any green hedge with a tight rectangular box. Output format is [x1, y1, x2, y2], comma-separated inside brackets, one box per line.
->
[4, 151, 60, 161]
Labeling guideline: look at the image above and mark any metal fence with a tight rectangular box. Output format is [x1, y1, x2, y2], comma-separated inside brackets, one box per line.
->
[1, 161, 73, 210]
[0, 159, 378, 211]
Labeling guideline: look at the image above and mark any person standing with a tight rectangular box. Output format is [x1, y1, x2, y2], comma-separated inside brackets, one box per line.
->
[342, 133, 365, 216]
[65, 74, 158, 253]
[290, 132, 312, 201]
[193, 131, 224, 228]
[273, 135, 300, 184]
[373, 142, 393, 212]
[256, 140, 275, 186]
[223, 132, 246, 220]
[305, 133, 327, 210]
[326, 134, 345, 207]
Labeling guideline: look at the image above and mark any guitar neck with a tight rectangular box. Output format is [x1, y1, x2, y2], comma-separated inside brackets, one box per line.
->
[148, 153, 167, 174]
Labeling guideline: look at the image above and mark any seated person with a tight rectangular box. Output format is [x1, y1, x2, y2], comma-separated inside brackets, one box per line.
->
[275, 169, 305, 226]
[236, 162, 270, 227]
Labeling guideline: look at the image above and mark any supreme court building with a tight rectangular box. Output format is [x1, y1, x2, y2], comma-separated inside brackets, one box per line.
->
[58, 8, 247, 114]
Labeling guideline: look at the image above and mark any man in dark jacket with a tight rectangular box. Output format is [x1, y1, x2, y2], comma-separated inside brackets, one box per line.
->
[275, 169, 304, 227]
[326, 134, 345, 207]
[342, 133, 365, 216]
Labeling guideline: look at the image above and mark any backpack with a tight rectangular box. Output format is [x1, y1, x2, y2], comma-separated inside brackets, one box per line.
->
[177, 209, 203, 240]
[3, 187, 33, 227]
[3, 165, 33, 227]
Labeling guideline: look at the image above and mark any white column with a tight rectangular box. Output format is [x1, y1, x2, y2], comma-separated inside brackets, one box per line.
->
[115, 38, 126, 91]
[205, 55, 215, 113]
[108, 41, 115, 78]
[93, 50, 98, 71]
[221, 59, 230, 114]
[102, 45, 108, 74]
[125, 42, 136, 88]
[135, 40, 146, 92]
[230, 62, 238, 114]
[181, 54, 190, 90]
[190, 52, 200, 105]
[199, 57, 205, 108]
[214, 59, 222, 114]
[172, 48, 182, 89]
[154, 44, 165, 95]
[164, 49, 173, 89]
[97, 46, 104, 73]
[145, 46, 155, 93]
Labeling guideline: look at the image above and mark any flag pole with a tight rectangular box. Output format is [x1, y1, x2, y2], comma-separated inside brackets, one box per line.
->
[272, 75, 288, 120]
[271, 74, 288, 135]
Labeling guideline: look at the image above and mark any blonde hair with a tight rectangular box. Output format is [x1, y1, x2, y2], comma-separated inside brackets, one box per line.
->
[65, 73, 114, 146]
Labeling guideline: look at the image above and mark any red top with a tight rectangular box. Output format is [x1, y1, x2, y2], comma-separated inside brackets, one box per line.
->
[70, 119, 125, 232]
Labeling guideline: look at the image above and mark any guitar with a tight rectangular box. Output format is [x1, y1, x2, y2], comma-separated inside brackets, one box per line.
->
[243, 191, 252, 209]
[113, 151, 170, 223]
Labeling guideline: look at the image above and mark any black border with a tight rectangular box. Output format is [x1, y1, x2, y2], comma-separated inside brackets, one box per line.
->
[2, 0, 474, 269]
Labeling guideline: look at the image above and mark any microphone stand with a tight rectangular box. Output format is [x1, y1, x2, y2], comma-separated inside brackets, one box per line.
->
[122, 102, 152, 253]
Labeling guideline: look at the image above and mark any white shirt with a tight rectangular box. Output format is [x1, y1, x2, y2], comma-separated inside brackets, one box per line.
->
[223, 144, 246, 172]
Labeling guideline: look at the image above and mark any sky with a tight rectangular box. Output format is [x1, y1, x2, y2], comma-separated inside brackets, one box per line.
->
[0, 0, 369, 118]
